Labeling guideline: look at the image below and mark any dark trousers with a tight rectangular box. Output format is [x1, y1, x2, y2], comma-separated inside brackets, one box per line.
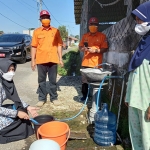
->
[37, 62, 58, 101]
[82, 83, 88, 98]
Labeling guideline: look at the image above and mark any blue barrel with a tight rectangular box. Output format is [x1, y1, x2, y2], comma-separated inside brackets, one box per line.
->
[94, 103, 117, 146]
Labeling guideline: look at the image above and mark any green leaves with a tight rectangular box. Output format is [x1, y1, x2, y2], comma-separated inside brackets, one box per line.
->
[58, 25, 68, 39]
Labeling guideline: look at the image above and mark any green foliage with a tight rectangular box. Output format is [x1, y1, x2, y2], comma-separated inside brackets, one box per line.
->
[0, 31, 4, 35]
[58, 25, 68, 39]
[75, 35, 80, 40]
[58, 47, 81, 76]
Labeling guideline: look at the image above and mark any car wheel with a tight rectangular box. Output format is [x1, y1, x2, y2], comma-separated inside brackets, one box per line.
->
[20, 51, 26, 64]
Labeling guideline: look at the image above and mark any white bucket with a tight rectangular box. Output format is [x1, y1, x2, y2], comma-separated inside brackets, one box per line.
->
[29, 139, 60, 150]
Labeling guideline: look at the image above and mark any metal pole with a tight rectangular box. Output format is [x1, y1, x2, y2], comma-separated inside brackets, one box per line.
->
[39, 0, 42, 12]
[37, 0, 39, 27]
[67, 28, 69, 47]
[37, 0, 42, 27]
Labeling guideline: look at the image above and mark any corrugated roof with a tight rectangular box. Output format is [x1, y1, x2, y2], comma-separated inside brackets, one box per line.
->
[74, 0, 140, 24]
[74, 0, 83, 24]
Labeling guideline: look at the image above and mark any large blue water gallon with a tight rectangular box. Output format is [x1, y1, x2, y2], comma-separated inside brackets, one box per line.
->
[94, 103, 117, 146]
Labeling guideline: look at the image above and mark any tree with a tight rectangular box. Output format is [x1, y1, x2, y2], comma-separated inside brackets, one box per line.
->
[0, 31, 4, 35]
[58, 25, 68, 40]
[75, 35, 80, 40]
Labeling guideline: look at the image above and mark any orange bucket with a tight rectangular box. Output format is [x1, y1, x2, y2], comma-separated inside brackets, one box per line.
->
[37, 121, 70, 150]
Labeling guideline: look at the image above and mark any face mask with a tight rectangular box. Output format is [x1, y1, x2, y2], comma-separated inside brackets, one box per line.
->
[135, 22, 150, 35]
[2, 71, 15, 81]
[41, 19, 50, 27]
[89, 26, 98, 33]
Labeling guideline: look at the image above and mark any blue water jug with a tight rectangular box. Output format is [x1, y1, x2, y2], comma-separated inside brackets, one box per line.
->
[94, 103, 117, 146]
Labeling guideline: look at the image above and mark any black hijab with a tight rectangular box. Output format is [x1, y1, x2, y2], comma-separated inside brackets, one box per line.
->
[0, 58, 24, 110]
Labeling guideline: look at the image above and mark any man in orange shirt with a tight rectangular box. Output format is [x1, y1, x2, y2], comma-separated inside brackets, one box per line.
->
[31, 10, 63, 107]
[79, 17, 108, 101]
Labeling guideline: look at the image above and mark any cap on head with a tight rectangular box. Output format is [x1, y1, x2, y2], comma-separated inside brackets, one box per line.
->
[40, 10, 50, 17]
[89, 17, 99, 25]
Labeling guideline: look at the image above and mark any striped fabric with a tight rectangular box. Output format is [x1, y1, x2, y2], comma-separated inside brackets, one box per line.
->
[0, 82, 28, 130]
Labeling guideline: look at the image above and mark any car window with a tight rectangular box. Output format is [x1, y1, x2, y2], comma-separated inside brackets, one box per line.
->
[0, 35, 23, 42]
[27, 36, 31, 42]
[24, 36, 28, 42]
[28, 36, 32, 42]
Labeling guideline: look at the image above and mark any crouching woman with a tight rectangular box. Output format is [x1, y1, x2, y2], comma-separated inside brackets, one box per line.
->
[0, 59, 38, 144]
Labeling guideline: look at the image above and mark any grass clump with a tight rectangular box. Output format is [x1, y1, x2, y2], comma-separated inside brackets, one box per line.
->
[58, 47, 81, 76]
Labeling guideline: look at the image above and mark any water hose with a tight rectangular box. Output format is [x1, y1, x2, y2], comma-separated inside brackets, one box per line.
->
[96, 76, 124, 111]
[56, 84, 90, 122]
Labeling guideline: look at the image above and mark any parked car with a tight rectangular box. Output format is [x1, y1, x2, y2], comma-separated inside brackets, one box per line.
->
[0, 34, 32, 63]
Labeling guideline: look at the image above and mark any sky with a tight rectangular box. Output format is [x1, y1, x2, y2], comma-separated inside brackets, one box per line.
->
[0, 0, 80, 36]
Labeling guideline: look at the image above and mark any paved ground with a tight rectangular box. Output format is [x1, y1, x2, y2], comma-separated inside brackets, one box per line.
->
[0, 59, 84, 150]
[0, 48, 125, 150]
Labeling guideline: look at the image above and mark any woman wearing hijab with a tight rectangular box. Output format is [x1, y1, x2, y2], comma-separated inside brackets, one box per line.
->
[0, 59, 38, 144]
[125, 1, 150, 150]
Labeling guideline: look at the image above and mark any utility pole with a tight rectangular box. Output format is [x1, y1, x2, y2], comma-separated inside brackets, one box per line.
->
[67, 28, 69, 47]
[37, 0, 42, 27]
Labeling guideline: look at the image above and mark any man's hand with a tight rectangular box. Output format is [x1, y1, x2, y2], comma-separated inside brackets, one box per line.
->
[31, 47, 37, 70]
[87, 48, 96, 53]
[59, 60, 64, 67]
[80, 46, 89, 52]
[27, 106, 39, 118]
[17, 111, 29, 120]
[31, 60, 36, 71]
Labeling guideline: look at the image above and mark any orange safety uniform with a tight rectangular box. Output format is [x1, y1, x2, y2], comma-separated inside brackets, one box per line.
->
[79, 32, 108, 68]
[31, 26, 63, 64]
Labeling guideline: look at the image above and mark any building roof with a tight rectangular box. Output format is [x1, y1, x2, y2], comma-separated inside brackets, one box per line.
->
[74, 0, 140, 24]
[68, 36, 78, 41]
[74, 0, 83, 24]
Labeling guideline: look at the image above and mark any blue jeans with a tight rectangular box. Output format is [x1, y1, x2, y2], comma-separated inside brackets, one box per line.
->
[37, 62, 58, 101]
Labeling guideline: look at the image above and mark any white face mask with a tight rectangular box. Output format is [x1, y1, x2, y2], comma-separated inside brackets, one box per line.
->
[2, 71, 15, 81]
[135, 22, 150, 35]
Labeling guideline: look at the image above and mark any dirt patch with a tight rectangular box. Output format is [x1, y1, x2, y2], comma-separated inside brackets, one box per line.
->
[0, 70, 124, 149]
[25, 75, 123, 150]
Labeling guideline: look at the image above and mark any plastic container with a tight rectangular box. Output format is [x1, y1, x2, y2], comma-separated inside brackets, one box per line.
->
[89, 87, 102, 123]
[94, 103, 117, 146]
[33, 115, 54, 138]
[29, 139, 60, 150]
[80, 68, 112, 82]
[37, 121, 70, 150]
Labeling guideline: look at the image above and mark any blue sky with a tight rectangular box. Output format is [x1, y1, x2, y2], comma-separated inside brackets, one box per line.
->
[0, 0, 80, 36]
